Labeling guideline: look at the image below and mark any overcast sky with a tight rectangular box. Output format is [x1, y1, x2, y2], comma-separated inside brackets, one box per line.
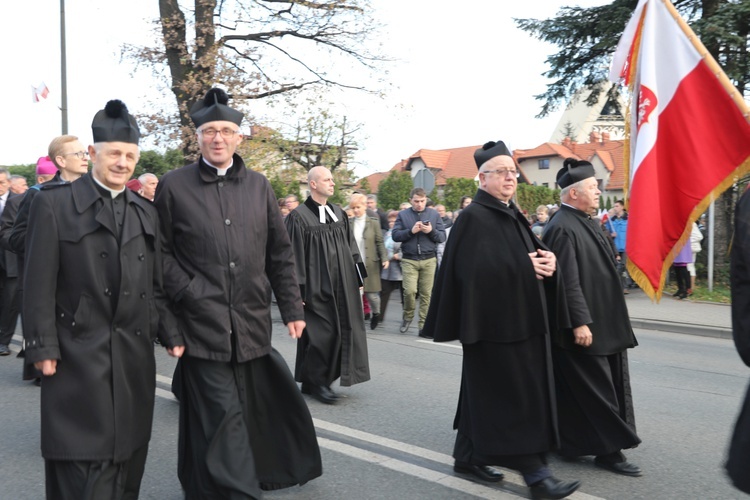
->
[0, 0, 608, 177]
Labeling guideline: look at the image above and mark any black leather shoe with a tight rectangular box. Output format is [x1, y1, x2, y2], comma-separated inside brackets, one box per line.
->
[594, 457, 642, 476]
[370, 313, 380, 330]
[418, 329, 433, 339]
[0, 344, 10, 356]
[399, 319, 412, 333]
[309, 385, 338, 405]
[529, 477, 581, 499]
[453, 462, 504, 482]
[301, 382, 339, 397]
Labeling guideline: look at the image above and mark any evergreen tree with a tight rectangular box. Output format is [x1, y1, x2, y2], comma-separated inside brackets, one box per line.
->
[443, 178, 478, 211]
[377, 171, 413, 210]
[516, 0, 750, 275]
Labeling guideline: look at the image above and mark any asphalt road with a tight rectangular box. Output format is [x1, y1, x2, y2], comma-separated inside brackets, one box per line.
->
[1, 302, 748, 499]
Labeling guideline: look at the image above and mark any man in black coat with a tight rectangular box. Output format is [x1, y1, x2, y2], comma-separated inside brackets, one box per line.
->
[286, 166, 371, 405]
[423, 141, 580, 499]
[542, 159, 641, 477]
[0, 168, 18, 356]
[727, 185, 750, 494]
[22, 100, 184, 499]
[155, 88, 321, 498]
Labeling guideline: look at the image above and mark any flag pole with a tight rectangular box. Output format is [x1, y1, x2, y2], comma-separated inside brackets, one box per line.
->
[60, 0, 68, 134]
[661, 0, 750, 121]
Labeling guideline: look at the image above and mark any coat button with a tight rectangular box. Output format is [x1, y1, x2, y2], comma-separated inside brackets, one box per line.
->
[123, 290, 131, 296]
[140, 293, 147, 299]
[135, 329, 142, 336]
[218, 182, 224, 188]
[100, 252, 108, 258]
[71, 321, 76, 327]
[104, 288, 112, 296]
[138, 253, 145, 261]
[225, 219, 231, 226]
[60, 312, 65, 318]
[229, 262, 236, 269]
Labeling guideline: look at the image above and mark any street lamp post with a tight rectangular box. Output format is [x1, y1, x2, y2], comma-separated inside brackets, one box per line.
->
[60, 0, 68, 134]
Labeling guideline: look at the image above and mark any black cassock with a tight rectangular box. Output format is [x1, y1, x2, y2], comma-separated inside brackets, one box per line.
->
[727, 188, 750, 493]
[423, 189, 562, 462]
[286, 197, 370, 388]
[542, 205, 640, 457]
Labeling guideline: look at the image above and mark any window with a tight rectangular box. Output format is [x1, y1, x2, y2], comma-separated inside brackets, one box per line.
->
[538, 159, 550, 169]
[542, 182, 549, 188]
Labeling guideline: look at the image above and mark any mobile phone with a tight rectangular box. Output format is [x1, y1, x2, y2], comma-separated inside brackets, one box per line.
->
[423, 220, 430, 225]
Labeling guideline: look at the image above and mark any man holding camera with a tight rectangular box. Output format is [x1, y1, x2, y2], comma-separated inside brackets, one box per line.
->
[392, 188, 446, 337]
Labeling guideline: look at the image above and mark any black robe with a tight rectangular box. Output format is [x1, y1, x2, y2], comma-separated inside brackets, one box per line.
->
[727, 188, 750, 493]
[286, 197, 370, 387]
[422, 189, 561, 457]
[156, 156, 320, 497]
[542, 204, 640, 457]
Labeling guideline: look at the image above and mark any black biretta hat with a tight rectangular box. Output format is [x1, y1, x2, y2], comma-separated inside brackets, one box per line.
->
[190, 88, 243, 127]
[474, 140, 512, 169]
[556, 158, 596, 188]
[91, 100, 140, 145]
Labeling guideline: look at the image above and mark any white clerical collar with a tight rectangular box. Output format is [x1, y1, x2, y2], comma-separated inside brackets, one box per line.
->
[318, 204, 339, 224]
[203, 157, 233, 176]
[93, 176, 127, 199]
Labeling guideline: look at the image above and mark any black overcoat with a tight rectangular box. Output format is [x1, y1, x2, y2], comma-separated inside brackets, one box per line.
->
[422, 189, 562, 455]
[727, 188, 750, 493]
[542, 205, 637, 355]
[22, 174, 177, 462]
[423, 189, 561, 345]
[0, 192, 21, 277]
[154, 156, 304, 362]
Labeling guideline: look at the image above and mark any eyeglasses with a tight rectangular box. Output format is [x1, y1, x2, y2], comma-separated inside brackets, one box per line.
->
[481, 168, 519, 178]
[198, 128, 240, 139]
[62, 151, 89, 159]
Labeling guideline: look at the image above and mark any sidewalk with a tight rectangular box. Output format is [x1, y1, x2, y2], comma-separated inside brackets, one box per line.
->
[365, 287, 733, 341]
[625, 287, 732, 339]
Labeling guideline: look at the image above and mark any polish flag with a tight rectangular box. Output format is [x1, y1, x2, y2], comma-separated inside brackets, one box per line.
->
[609, 0, 750, 301]
[31, 82, 50, 103]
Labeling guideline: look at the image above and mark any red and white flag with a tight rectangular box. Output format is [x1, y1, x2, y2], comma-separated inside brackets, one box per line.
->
[609, 0, 750, 301]
[31, 82, 50, 103]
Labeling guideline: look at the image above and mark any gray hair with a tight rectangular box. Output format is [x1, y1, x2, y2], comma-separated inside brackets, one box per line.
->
[138, 173, 158, 183]
[560, 179, 584, 200]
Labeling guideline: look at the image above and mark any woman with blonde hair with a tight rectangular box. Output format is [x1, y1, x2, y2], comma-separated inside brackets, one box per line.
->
[349, 193, 389, 329]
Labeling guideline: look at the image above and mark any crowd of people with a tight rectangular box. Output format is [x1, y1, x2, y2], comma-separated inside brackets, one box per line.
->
[1, 88, 746, 500]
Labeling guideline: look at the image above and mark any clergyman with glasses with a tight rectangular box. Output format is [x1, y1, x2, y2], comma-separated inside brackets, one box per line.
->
[8, 135, 90, 257]
[154, 88, 321, 498]
[422, 140, 581, 499]
[541, 159, 642, 477]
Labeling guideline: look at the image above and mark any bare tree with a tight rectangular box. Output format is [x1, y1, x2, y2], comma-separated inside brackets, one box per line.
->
[124, 0, 384, 159]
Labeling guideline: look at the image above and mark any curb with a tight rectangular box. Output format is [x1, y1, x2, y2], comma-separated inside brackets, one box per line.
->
[630, 318, 732, 340]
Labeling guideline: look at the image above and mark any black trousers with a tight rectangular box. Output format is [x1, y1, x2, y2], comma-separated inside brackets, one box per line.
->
[0, 273, 18, 346]
[45, 443, 148, 500]
[674, 265, 690, 294]
[453, 432, 550, 485]
[379, 279, 403, 322]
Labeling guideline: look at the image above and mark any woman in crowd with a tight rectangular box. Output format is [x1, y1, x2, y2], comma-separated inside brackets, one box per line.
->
[349, 194, 389, 329]
[380, 210, 403, 324]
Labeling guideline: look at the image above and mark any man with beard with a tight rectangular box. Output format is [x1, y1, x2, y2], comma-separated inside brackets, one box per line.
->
[423, 141, 580, 499]
[542, 158, 642, 477]
[285, 166, 370, 405]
